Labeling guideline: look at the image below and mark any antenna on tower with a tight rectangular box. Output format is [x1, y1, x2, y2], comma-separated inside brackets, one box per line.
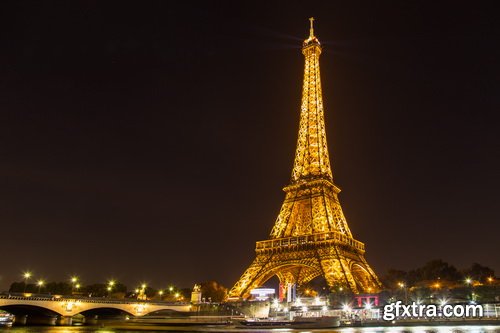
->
[309, 17, 315, 38]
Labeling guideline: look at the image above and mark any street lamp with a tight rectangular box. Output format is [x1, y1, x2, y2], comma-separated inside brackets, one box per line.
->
[23, 271, 32, 293]
[465, 277, 473, 301]
[107, 280, 116, 297]
[398, 282, 408, 304]
[71, 276, 79, 294]
[137, 284, 147, 300]
[37, 279, 45, 293]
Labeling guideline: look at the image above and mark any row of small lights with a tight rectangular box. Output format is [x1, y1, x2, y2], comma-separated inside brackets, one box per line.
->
[397, 276, 495, 290]
[21, 271, 181, 298]
[274, 276, 496, 312]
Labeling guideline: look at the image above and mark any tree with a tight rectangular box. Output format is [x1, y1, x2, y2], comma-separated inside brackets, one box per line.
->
[382, 269, 408, 288]
[200, 281, 227, 303]
[462, 263, 495, 283]
[44, 282, 72, 295]
[83, 284, 107, 297]
[412, 259, 462, 282]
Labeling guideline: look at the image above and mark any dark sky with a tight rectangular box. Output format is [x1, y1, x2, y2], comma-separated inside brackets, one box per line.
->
[0, 1, 498, 291]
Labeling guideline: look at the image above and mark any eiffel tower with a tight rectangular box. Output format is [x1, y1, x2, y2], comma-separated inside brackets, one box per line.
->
[229, 19, 382, 299]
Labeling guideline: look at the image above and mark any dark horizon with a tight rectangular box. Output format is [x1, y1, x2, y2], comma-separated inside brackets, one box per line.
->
[0, 1, 498, 292]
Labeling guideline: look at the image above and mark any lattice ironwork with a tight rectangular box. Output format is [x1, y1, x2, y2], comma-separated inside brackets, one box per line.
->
[229, 19, 382, 299]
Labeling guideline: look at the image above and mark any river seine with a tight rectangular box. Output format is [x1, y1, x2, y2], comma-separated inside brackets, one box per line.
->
[2, 325, 499, 333]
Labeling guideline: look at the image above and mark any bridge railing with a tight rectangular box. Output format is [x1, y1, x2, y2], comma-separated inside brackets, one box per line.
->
[255, 231, 365, 252]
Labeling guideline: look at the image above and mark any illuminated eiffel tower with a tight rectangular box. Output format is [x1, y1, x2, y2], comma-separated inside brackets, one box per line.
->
[229, 19, 382, 299]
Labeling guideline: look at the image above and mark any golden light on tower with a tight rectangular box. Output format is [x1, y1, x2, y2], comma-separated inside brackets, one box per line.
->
[229, 19, 381, 299]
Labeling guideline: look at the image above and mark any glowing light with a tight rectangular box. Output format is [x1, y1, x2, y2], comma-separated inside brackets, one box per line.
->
[302, 306, 308, 312]
[108, 280, 116, 287]
[135, 303, 148, 315]
[71, 276, 78, 283]
[365, 302, 372, 310]
[342, 304, 351, 312]
[23, 272, 32, 279]
[63, 301, 77, 312]
[37, 280, 44, 287]
[440, 298, 447, 306]
[465, 278, 472, 285]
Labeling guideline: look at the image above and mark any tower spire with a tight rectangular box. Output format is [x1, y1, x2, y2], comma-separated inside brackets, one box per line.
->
[309, 17, 315, 38]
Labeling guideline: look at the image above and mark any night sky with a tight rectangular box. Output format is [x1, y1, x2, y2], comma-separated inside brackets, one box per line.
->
[1, 1, 498, 292]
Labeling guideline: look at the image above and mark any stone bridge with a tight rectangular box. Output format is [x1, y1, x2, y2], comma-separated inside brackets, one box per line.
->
[0, 295, 192, 319]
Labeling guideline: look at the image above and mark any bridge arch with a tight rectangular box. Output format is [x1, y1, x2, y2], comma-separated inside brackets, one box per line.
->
[0, 304, 61, 317]
[243, 261, 323, 297]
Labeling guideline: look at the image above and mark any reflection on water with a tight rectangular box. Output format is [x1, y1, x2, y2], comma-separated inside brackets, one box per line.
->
[2, 326, 499, 333]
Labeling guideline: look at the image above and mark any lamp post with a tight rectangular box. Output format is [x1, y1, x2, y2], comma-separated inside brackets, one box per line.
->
[465, 277, 473, 301]
[71, 276, 79, 295]
[37, 279, 45, 293]
[137, 283, 147, 300]
[23, 272, 32, 293]
[107, 280, 115, 298]
[398, 282, 408, 304]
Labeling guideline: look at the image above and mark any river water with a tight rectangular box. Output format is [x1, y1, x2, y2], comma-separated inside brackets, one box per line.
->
[2, 325, 499, 333]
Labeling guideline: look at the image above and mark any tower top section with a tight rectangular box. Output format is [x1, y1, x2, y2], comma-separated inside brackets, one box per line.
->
[291, 18, 332, 183]
[303, 17, 321, 48]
